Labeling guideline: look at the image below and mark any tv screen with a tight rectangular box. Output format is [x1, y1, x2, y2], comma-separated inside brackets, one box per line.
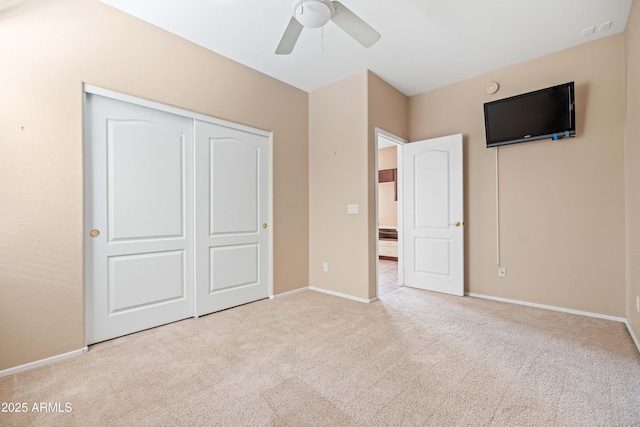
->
[484, 82, 575, 148]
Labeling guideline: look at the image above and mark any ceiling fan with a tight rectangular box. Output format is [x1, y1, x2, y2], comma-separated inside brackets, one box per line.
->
[275, 0, 381, 55]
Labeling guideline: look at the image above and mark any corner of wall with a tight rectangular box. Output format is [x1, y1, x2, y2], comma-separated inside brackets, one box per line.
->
[624, 0, 640, 350]
[308, 72, 370, 300]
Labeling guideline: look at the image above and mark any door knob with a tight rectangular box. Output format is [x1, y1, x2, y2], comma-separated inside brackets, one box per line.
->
[89, 229, 100, 237]
[263, 223, 268, 229]
[450, 221, 461, 227]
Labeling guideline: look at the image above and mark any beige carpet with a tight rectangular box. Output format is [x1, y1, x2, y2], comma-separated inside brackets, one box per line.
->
[1, 288, 639, 426]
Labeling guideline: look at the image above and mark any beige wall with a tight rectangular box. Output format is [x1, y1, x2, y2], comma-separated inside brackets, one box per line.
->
[378, 147, 398, 228]
[409, 35, 626, 317]
[625, 0, 640, 340]
[309, 71, 407, 300]
[309, 72, 369, 299]
[378, 146, 398, 170]
[0, 0, 309, 370]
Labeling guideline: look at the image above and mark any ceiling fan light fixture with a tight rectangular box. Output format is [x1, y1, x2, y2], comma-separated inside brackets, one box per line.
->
[293, 0, 334, 28]
[276, 0, 380, 55]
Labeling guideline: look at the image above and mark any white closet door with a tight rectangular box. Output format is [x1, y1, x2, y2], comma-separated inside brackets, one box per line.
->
[85, 94, 194, 344]
[195, 121, 269, 316]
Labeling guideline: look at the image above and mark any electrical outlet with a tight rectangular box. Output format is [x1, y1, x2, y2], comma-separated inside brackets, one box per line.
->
[498, 266, 506, 278]
[636, 295, 640, 313]
[323, 262, 328, 272]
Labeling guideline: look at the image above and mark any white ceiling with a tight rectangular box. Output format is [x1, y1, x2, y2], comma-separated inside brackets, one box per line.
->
[99, 0, 633, 97]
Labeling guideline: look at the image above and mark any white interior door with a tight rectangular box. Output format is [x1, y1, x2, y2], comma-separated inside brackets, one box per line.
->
[195, 121, 269, 316]
[403, 134, 464, 296]
[85, 94, 194, 344]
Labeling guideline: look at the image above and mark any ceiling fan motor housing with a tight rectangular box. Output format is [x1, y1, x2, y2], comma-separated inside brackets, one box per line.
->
[293, 0, 335, 28]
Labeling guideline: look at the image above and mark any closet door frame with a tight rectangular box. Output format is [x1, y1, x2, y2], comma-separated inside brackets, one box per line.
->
[83, 84, 273, 344]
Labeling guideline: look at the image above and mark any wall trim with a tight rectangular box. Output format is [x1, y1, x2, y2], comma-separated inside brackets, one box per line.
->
[466, 292, 626, 323]
[310, 286, 377, 303]
[625, 321, 640, 354]
[0, 347, 88, 378]
[269, 286, 310, 299]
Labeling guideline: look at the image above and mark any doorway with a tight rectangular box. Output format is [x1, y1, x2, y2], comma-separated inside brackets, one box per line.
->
[374, 130, 464, 299]
[375, 129, 406, 298]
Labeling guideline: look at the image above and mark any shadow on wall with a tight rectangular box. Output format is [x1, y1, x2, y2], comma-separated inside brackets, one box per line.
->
[0, 0, 28, 19]
[574, 83, 589, 135]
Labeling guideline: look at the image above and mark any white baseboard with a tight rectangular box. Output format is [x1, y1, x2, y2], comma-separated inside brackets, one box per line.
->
[269, 286, 309, 299]
[0, 347, 88, 378]
[465, 292, 626, 323]
[309, 286, 377, 303]
[625, 321, 640, 354]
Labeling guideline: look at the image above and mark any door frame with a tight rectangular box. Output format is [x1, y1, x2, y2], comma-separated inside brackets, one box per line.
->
[82, 84, 273, 343]
[374, 128, 407, 298]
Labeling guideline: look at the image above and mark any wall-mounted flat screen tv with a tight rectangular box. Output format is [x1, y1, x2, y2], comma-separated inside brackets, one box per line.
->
[484, 82, 575, 148]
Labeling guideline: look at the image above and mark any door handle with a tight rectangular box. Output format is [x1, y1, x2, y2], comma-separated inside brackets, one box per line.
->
[450, 221, 461, 227]
[263, 223, 268, 229]
[90, 229, 100, 237]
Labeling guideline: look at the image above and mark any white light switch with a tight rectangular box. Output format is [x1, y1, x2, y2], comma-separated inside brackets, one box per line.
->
[347, 204, 359, 215]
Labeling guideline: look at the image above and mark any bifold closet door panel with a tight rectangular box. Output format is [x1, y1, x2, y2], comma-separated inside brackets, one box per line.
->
[85, 94, 195, 345]
[194, 120, 270, 317]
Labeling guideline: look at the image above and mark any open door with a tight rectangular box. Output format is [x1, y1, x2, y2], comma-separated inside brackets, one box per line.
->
[403, 134, 463, 296]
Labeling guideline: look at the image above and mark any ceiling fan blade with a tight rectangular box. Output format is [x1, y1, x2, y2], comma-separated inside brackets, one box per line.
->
[330, 1, 381, 48]
[275, 16, 304, 55]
